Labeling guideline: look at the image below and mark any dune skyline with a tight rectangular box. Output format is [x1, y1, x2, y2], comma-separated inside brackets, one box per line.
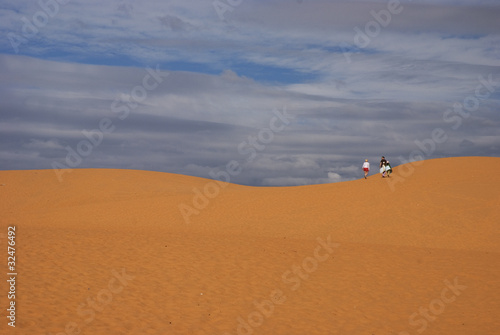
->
[1, 1, 499, 334]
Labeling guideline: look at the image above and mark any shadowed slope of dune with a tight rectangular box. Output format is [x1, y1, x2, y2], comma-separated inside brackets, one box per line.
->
[0, 157, 499, 334]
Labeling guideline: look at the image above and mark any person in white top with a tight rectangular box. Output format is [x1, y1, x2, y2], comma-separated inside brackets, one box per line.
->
[362, 159, 370, 179]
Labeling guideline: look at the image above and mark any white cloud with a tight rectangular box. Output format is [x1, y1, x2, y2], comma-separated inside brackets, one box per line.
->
[23, 139, 65, 150]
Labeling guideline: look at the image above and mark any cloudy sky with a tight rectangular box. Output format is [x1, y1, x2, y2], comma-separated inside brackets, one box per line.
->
[1, 0, 499, 186]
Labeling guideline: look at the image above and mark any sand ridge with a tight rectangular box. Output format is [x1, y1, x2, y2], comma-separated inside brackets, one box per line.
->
[0, 156, 499, 334]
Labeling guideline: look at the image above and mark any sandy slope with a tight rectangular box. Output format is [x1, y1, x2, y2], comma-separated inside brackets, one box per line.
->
[0, 156, 499, 335]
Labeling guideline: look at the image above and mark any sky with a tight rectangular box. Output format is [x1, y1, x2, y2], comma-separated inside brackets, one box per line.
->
[0, 0, 499, 186]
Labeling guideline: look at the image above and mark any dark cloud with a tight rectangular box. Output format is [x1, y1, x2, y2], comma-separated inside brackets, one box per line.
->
[230, 1, 500, 35]
[158, 15, 195, 32]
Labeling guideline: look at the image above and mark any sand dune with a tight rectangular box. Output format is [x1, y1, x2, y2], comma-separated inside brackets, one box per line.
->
[0, 156, 499, 334]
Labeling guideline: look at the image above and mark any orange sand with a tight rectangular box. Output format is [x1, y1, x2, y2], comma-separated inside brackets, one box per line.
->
[0, 156, 499, 334]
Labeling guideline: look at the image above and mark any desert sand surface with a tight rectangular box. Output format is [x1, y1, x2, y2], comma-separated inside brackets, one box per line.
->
[0, 156, 499, 335]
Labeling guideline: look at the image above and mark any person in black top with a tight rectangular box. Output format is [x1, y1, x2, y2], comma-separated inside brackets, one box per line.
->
[380, 156, 388, 177]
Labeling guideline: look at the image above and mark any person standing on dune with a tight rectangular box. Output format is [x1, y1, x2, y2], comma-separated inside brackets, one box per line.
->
[385, 160, 392, 177]
[362, 159, 370, 179]
[380, 156, 388, 177]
